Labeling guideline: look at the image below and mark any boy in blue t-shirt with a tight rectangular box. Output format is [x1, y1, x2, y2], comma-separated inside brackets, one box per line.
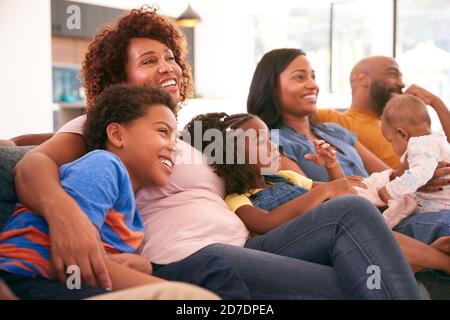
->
[0, 84, 178, 293]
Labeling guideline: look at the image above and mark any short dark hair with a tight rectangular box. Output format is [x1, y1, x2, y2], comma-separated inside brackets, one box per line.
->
[182, 112, 260, 194]
[247, 48, 306, 129]
[84, 83, 177, 151]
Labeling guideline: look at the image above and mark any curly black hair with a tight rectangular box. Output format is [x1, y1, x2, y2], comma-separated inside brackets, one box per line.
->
[82, 5, 193, 108]
[84, 83, 177, 151]
[182, 112, 263, 194]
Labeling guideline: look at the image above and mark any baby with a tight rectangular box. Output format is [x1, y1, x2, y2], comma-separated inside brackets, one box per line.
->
[358, 94, 450, 228]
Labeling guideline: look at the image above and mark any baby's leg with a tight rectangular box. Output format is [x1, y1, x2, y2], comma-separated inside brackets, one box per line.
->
[394, 232, 450, 274]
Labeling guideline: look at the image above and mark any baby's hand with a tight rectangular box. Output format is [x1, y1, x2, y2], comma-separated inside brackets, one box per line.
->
[304, 139, 338, 168]
[108, 253, 152, 275]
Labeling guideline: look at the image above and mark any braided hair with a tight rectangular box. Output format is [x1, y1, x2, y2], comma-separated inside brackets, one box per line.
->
[182, 112, 261, 194]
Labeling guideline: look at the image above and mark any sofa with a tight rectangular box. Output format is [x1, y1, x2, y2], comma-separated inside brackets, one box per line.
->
[0, 146, 448, 299]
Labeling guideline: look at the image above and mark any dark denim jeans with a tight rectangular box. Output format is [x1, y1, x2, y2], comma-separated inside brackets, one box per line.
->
[244, 196, 421, 299]
[153, 196, 421, 300]
[0, 271, 107, 300]
[152, 252, 251, 300]
[394, 209, 450, 244]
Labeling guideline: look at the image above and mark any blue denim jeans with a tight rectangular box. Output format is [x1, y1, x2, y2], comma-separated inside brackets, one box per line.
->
[152, 252, 251, 300]
[394, 210, 450, 244]
[156, 196, 420, 300]
[0, 271, 107, 299]
[244, 196, 421, 299]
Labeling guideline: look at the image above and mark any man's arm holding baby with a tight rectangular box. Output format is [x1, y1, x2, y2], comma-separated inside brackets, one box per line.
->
[406, 84, 450, 144]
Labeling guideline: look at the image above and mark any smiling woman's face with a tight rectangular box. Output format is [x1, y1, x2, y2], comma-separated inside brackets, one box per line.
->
[276, 55, 319, 118]
[125, 38, 183, 104]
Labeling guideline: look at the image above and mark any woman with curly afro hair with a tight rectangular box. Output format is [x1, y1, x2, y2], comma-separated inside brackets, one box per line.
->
[12, 6, 422, 300]
[81, 6, 193, 108]
[13, 6, 248, 299]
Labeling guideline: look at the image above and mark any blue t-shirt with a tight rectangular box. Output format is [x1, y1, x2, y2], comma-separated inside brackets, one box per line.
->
[276, 122, 369, 182]
[0, 150, 144, 278]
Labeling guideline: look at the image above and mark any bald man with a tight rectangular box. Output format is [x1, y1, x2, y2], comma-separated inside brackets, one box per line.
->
[313, 56, 450, 169]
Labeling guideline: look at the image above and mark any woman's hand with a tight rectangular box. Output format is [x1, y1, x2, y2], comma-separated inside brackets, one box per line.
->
[418, 161, 450, 193]
[304, 139, 338, 168]
[326, 176, 367, 198]
[108, 253, 152, 275]
[48, 198, 112, 291]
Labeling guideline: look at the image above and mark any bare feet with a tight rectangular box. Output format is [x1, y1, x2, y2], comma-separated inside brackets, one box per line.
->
[431, 236, 450, 255]
[0, 279, 18, 300]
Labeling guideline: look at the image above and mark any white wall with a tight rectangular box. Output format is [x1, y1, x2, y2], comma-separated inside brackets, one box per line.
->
[0, 0, 53, 138]
[3, 0, 440, 137]
[72, 0, 189, 16]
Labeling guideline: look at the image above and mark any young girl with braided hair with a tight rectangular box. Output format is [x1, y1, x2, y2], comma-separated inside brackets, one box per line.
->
[183, 112, 368, 233]
[183, 112, 450, 276]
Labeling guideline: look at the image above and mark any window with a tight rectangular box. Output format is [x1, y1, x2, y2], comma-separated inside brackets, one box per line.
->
[250, 4, 332, 100]
[331, 0, 393, 93]
[288, 5, 331, 92]
[248, 0, 449, 112]
[396, 0, 450, 107]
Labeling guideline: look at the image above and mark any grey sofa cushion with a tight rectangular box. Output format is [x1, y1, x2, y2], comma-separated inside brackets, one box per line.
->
[0, 146, 34, 229]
